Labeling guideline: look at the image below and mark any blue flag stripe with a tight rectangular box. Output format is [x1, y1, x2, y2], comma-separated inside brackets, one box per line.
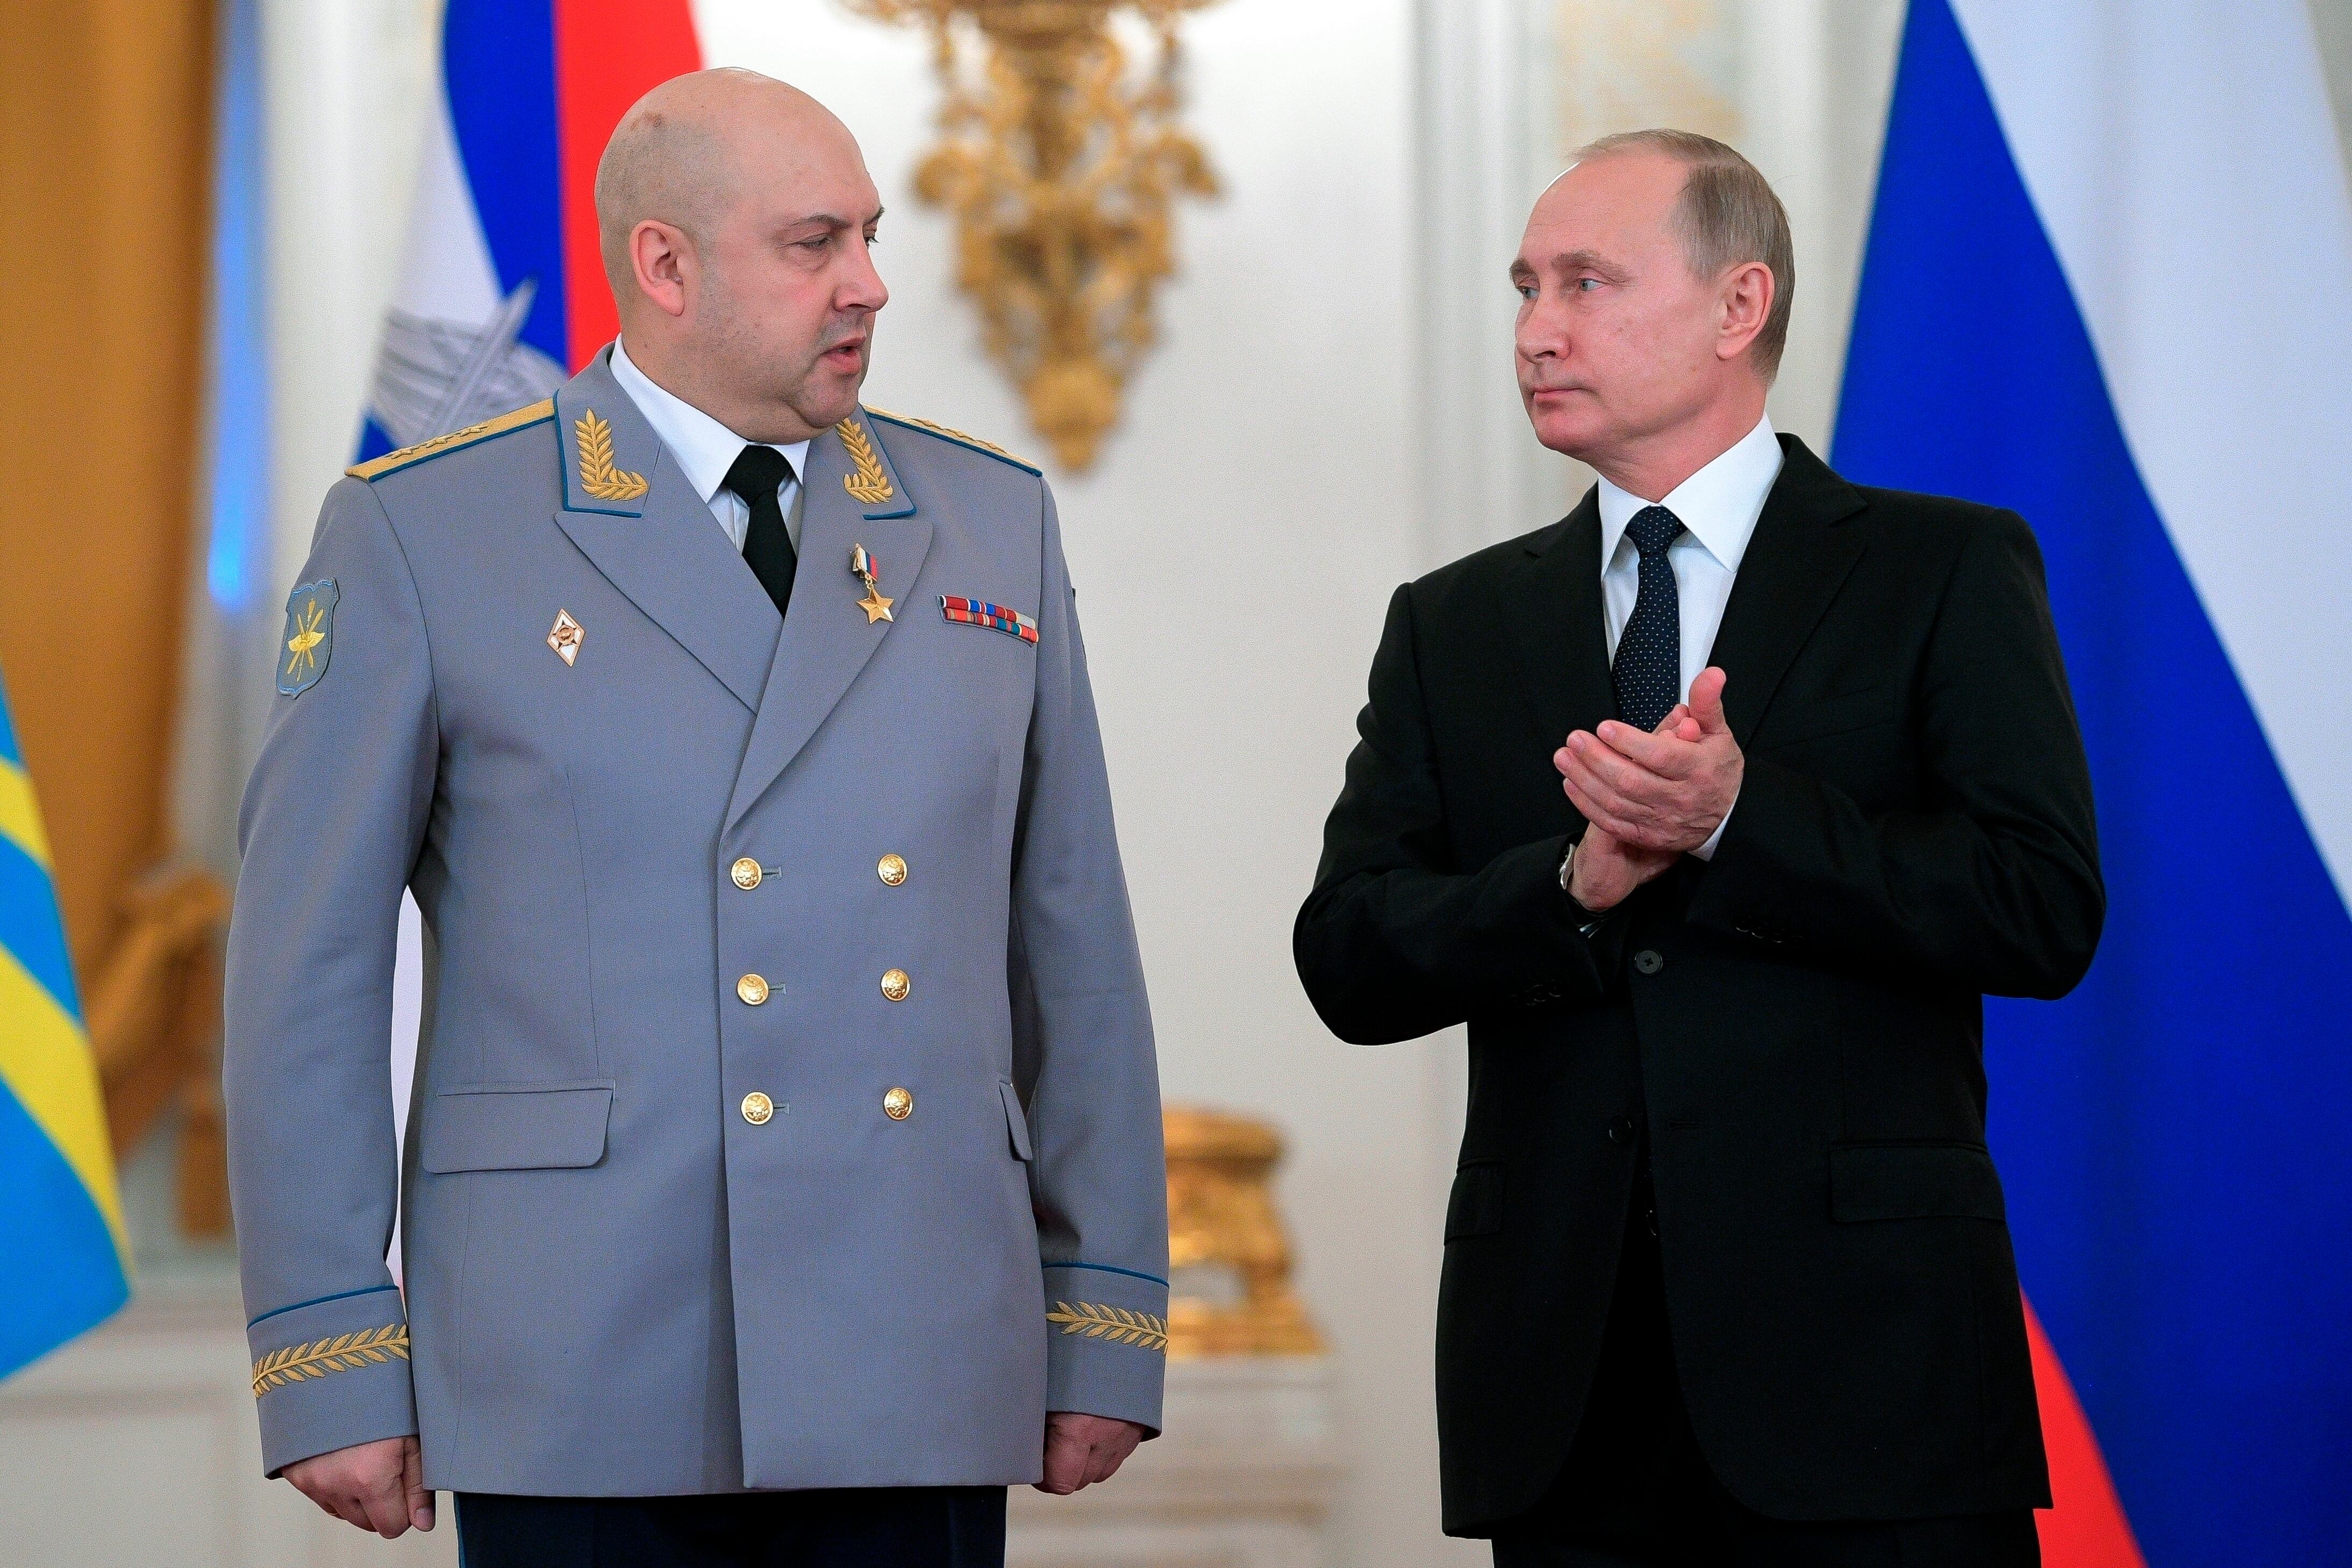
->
[1834, 2, 2352, 1560]
[0, 833, 81, 1022]
[0, 1079, 127, 1378]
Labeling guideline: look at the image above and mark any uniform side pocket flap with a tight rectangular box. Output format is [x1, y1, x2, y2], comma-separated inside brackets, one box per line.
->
[421, 1081, 615, 1174]
[999, 1079, 1035, 1162]
[1445, 1159, 1507, 1242]
[1829, 1142, 2005, 1223]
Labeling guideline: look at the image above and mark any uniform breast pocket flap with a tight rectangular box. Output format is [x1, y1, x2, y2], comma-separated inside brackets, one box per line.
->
[1828, 1141, 2006, 1223]
[1445, 1159, 1507, 1242]
[420, 1080, 616, 1174]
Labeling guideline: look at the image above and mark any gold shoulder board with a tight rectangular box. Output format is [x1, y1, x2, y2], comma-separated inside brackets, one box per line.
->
[347, 398, 557, 482]
[863, 407, 1042, 477]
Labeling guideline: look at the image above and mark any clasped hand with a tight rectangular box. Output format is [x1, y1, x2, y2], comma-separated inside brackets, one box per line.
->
[1555, 667, 1743, 911]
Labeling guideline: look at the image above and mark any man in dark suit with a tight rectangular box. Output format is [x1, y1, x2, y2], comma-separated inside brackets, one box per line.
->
[1294, 130, 2101, 1566]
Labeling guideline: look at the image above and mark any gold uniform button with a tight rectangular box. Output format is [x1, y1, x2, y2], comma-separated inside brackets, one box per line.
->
[877, 853, 907, 887]
[737, 973, 771, 1006]
[741, 1092, 774, 1125]
[880, 968, 911, 1003]
[883, 1087, 914, 1121]
[731, 858, 763, 890]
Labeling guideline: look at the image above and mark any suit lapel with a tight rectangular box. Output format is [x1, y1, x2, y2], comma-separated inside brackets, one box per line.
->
[1500, 492, 1617, 752]
[1703, 435, 1871, 748]
[550, 355, 780, 712]
[725, 411, 931, 830]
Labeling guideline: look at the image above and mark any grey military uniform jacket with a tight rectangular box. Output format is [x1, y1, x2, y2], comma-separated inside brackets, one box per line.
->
[224, 348, 1168, 1494]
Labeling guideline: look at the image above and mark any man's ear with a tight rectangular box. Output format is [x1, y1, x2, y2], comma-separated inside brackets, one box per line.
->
[1715, 261, 1774, 363]
[630, 219, 693, 320]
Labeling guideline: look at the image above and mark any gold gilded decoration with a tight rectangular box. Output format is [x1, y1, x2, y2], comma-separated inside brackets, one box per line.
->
[877, 853, 908, 886]
[839, 418, 896, 504]
[865, 407, 1038, 475]
[547, 609, 584, 666]
[1047, 1300, 1169, 1354]
[574, 410, 649, 500]
[250, 1323, 411, 1399]
[1163, 1107, 1326, 1357]
[841, 2, 1224, 470]
[346, 398, 554, 481]
[883, 1086, 916, 1120]
[849, 542, 896, 624]
[741, 1091, 775, 1125]
[731, 857, 764, 890]
[737, 973, 771, 1006]
[284, 602, 328, 683]
[880, 968, 912, 1002]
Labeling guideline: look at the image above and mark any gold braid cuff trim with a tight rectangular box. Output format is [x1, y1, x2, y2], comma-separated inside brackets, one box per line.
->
[251, 1324, 411, 1399]
[1047, 1301, 1169, 1354]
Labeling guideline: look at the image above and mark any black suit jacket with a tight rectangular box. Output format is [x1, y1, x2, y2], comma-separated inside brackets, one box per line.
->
[1295, 437, 2102, 1534]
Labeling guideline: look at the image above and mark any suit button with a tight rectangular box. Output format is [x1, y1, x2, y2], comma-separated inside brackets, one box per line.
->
[883, 1086, 914, 1121]
[730, 857, 763, 890]
[877, 853, 907, 886]
[1633, 949, 1664, 975]
[737, 973, 771, 1005]
[1606, 1116, 1636, 1144]
[880, 968, 911, 1002]
[741, 1092, 774, 1125]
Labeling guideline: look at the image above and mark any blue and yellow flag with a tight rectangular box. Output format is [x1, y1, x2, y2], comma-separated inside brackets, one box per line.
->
[0, 667, 129, 1377]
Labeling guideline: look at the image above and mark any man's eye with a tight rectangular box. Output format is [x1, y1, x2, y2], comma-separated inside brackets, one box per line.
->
[799, 236, 831, 252]
[1515, 283, 1537, 300]
[1577, 277, 1602, 291]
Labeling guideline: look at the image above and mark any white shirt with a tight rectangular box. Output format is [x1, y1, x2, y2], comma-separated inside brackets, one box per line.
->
[610, 338, 812, 554]
[1595, 412, 1783, 860]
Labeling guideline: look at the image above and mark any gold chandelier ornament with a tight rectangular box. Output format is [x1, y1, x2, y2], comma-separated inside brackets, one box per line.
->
[844, 0, 1224, 470]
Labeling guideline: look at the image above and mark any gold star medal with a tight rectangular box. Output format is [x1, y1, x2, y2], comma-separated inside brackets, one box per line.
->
[850, 544, 894, 624]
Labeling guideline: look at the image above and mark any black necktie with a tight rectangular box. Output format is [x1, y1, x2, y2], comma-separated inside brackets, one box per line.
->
[1611, 505, 1686, 735]
[722, 445, 799, 618]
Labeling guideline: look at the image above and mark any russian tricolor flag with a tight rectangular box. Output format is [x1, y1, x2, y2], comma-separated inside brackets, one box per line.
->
[355, 0, 700, 464]
[1835, 2, 2352, 1561]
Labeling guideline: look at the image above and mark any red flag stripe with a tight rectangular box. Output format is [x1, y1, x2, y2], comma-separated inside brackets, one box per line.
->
[2025, 1294, 2146, 1566]
[552, 0, 702, 371]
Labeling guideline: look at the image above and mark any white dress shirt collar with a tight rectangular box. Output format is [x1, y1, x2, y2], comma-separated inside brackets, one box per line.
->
[610, 337, 811, 507]
[1596, 413, 1783, 575]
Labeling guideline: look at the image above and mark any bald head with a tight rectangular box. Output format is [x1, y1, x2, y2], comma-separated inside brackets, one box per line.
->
[595, 69, 856, 300]
[591, 69, 886, 445]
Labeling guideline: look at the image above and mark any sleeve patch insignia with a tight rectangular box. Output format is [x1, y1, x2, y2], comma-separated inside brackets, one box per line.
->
[277, 579, 339, 697]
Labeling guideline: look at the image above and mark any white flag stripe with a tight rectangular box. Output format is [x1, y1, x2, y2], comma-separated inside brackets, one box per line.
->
[1953, 0, 2352, 905]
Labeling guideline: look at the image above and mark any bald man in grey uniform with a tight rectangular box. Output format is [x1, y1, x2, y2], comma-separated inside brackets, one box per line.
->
[223, 70, 1168, 1567]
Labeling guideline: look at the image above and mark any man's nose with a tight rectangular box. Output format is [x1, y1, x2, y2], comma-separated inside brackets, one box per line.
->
[841, 240, 889, 314]
[1518, 296, 1567, 362]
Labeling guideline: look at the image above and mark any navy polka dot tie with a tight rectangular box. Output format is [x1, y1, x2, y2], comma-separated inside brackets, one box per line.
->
[1611, 505, 1686, 735]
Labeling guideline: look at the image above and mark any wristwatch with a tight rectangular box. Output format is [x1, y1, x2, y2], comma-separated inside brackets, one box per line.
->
[1559, 840, 1610, 937]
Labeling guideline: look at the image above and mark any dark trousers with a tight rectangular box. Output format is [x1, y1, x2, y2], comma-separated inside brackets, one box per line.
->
[454, 1487, 1006, 1568]
[1492, 1148, 2040, 1568]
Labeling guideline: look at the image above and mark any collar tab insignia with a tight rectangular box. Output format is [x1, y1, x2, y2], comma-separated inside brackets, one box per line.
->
[839, 418, 895, 505]
[574, 409, 648, 500]
[277, 579, 340, 697]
